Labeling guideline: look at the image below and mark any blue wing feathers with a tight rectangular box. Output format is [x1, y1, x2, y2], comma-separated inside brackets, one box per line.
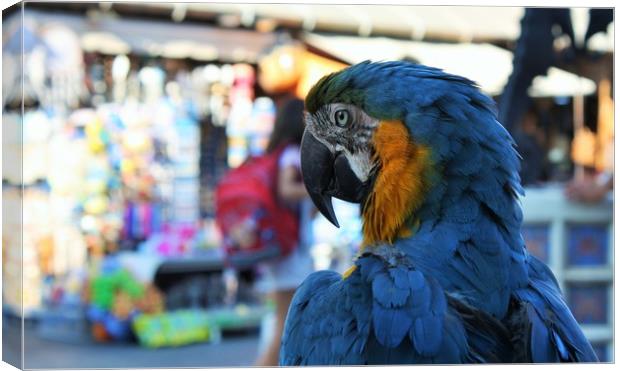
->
[511, 257, 598, 362]
[281, 252, 520, 365]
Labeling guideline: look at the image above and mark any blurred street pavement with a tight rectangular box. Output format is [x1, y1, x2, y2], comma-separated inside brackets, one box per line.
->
[3, 316, 261, 369]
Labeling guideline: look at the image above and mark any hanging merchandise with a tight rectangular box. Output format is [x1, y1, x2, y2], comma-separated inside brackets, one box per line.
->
[85, 54, 107, 106]
[3, 187, 31, 315]
[47, 130, 88, 197]
[247, 97, 276, 156]
[116, 103, 166, 248]
[2, 112, 21, 185]
[2, 185, 57, 316]
[23, 110, 53, 184]
[121, 201, 163, 242]
[111, 55, 131, 103]
[2, 16, 44, 107]
[191, 64, 217, 120]
[169, 116, 201, 224]
[78, 110, 124, 256]
[226, 64, 256, 168]
[51, 224, 89, 276]
[139, 65, 166, 103]
[201, 64, 231, 128]
[39, 23, 87, 110]
[44, 110, 91, 276]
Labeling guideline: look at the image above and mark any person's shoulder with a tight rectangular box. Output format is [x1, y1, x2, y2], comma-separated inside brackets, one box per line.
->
[282, 143, 300, 154]
[279, 144, 301, 168]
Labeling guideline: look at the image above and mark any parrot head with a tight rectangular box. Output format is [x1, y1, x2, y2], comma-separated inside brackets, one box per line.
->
[301, 61, 522, 247]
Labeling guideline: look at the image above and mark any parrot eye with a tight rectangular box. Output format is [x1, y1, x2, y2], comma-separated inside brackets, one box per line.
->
[334, 109, 352, 128]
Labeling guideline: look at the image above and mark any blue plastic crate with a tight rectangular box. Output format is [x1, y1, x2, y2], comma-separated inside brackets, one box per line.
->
[567, 224, 609, 266]
[522, 224, 550, 263]
[566, 283, 609, 325]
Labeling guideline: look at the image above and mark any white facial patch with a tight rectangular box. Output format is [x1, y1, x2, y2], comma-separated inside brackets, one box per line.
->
[343, 148, 374, 182]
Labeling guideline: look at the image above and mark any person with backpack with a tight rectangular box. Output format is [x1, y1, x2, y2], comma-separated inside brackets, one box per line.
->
[252, 98, 315, 366]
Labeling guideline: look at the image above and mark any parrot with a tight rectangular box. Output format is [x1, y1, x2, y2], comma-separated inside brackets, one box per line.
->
[279, 61, 598, 365]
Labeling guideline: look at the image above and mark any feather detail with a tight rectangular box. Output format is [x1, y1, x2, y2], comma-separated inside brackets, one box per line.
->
[342, 265, 358, 280]
[362, 120, 431, 247]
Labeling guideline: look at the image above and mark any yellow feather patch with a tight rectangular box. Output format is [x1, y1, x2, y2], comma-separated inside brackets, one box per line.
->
[342, 265, 358, 280]
[362, 120, 430, 248]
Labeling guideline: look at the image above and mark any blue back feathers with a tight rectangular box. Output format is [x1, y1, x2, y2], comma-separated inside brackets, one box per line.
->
[280, 252, 513, 365]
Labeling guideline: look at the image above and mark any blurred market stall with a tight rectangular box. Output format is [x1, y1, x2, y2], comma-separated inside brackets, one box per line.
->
[3, 5, 282, 351]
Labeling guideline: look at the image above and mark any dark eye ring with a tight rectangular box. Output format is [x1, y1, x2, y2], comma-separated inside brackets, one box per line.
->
[334, 109, 351, 128]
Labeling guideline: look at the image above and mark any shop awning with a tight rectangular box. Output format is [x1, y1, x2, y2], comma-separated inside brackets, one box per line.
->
[142, 4, 612, 51]
[139, 3, 525, 42]
[16, 9, 277, 63]
[303, 33, 597, 97]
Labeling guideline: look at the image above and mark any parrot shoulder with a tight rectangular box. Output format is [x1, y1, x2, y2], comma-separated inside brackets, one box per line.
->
[359, 247, 513, 364]
[281, 247, 517, 365]
[279, 269, 371, 365]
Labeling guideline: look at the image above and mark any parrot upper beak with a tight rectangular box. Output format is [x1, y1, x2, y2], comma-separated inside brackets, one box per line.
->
[300, 130, 372, 228]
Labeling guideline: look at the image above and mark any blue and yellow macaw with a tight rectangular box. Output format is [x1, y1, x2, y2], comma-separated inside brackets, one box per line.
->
[280, 61, 598, 364]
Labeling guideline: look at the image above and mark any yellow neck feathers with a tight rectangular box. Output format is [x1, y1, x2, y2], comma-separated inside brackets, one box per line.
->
[362, 120, 430, 247]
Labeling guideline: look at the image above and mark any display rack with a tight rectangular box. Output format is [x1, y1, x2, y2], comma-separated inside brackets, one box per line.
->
[521, 185, 614, 362]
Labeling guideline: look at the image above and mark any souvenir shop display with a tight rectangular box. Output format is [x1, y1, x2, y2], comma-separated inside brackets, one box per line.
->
[247, 97, 276, 155]
[15, 186, 52, 315]
[2, 186, 36, 315]
[84, 256, 166, 342]
[2, 16, 46, 108]
[66, 108, 123, 257]
[137, 223, 199, 258]
[132, 309, 220, 348]
[2, 10, 333, 345]
[226, 64, 256, 168]
[121, 202, 164, 244]
[1, 112, 21, 184]
[23, 110, 53, 184]
[169, 116, 201, 224]
[36, 269, 90, 344]
[38, 23, 86, 110]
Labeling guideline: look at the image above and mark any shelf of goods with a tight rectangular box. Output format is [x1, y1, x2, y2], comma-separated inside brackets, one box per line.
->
[520, 185, 613, 362]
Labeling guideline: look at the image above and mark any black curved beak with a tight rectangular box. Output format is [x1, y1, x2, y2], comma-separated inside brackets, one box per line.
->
[300, 130, 371, 228]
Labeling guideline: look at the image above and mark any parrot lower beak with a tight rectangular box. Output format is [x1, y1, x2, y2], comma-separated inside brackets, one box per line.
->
[300, 130, 372, 228]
